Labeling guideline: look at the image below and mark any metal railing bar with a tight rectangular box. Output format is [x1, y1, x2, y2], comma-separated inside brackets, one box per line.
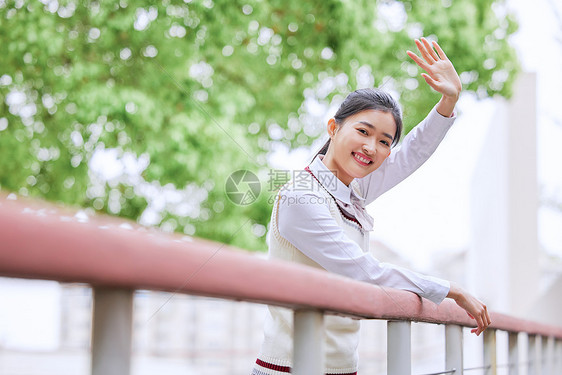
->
[463, 365, 492, 372]
[5, 196, 562, 375]
[418, 369, 456, 375]
[3, 196, 562, 339]
[495, 362, 519, 369]
[397, 355, 561, 375]
[522, 356, 562, 363]
[461, 359, 550, 372]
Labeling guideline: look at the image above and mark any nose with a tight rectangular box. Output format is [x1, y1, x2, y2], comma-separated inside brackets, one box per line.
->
[363, 140, 376, 156]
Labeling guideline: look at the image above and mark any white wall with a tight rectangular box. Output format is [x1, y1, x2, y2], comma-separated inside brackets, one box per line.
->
[468, 72, 541, 318]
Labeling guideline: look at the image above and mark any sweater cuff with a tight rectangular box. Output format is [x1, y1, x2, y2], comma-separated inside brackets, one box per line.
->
[422, 276, 450, 305]
[430, 104, 457, 122]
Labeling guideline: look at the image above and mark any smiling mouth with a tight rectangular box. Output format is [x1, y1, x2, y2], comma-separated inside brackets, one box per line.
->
[352, 152, 372, 166]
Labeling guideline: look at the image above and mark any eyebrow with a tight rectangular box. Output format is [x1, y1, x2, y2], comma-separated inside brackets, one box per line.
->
[357, 121, 394, 142]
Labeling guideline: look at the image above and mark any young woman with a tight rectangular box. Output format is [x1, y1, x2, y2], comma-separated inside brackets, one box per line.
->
[252, 38, 491, 375]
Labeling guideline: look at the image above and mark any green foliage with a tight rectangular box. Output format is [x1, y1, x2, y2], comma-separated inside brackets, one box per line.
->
[0, 0, 519, 252]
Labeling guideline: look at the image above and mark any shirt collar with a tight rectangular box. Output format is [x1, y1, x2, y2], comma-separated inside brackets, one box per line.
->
[307, 154, 365, 205]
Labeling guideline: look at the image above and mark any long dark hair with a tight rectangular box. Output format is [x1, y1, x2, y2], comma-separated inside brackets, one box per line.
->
[311, 88, 403, 162]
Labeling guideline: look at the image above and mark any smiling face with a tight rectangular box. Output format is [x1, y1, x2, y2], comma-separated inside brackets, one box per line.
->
[321, 109, 397, 186]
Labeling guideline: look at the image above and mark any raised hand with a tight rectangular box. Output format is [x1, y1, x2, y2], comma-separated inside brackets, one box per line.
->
[406, 38, 461, 117]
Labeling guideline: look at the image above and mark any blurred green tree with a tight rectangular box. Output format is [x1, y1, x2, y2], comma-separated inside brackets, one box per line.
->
[0, 0, 519, 251]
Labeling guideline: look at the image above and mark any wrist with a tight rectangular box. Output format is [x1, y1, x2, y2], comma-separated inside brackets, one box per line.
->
[436, 95, 458, 117]
[442, 93, 459, 103]
[447, 282, 464, 301]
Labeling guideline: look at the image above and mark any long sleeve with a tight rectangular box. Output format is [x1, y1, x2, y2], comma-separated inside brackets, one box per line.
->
[276, 188, 450, 305]
[357, 106, 456, 205]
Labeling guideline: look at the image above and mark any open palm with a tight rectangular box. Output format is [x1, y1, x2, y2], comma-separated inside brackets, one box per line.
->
[407, 38, 462, 99]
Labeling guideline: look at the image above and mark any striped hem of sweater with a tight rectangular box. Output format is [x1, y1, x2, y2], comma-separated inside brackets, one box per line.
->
[251, 358, 357, 375]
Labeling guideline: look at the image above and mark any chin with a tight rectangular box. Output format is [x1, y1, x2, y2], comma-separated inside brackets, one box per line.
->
[348, 165, 374, 180]
[354, 170, 373, 179]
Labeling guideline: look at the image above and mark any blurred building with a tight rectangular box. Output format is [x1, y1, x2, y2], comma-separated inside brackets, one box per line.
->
[467, 72, 562, 326]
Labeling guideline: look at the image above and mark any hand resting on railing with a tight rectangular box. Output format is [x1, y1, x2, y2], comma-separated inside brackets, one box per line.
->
[447, 281, 491, 336]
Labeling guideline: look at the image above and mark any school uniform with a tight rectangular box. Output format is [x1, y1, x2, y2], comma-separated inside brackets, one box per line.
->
[252, 106, 456, 375]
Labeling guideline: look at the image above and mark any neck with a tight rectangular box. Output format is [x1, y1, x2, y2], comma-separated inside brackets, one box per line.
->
[319, 153, 352, 186]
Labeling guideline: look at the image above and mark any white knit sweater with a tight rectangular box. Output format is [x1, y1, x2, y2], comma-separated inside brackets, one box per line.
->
[255, 178, 368, 374]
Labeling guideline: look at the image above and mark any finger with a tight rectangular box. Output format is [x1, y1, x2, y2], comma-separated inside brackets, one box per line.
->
[475, 314, 486, 335]
[481, 315, 488, 329]
[432, 40, 448, 60]
[421, 73, 440, 91]
[472, 327, 482, 336]
[475, 325, 484, 336]
[415, 39, 434, 65]
[407, 50, 430, 71]
[480, 304, 490, 327]
[421, 37, 439, 61]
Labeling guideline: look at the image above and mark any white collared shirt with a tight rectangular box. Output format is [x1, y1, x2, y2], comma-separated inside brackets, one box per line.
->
[275, 106, 456, 304]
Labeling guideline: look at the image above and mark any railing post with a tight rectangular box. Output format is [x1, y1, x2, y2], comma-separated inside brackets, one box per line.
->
[293, 309, 324, 375]
[554, 339, 562, 374]
[508, 332, 519, 375]
[551, 336, 558, 375]
[445, 324, 463, 375]
[484, 329, 497, 375]
[91, 287, 134, 375]
[387, 320, 411, 375]
[528, 334, 538, 375]
[541, 335, 549, 375]
[544, 336, 554, 375]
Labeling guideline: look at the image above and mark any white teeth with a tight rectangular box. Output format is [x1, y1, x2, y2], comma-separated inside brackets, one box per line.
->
[353, 153, 371, 164]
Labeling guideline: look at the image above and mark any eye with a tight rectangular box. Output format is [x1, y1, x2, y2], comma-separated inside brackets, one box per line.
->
[357, 128, 368, 135]
[380, 140, 390, 147]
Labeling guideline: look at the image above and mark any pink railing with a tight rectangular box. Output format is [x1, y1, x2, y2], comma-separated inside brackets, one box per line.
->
[0, 193, 561, 374]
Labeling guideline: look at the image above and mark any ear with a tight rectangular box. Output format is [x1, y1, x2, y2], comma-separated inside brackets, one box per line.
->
[327, 118, 338, 138]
